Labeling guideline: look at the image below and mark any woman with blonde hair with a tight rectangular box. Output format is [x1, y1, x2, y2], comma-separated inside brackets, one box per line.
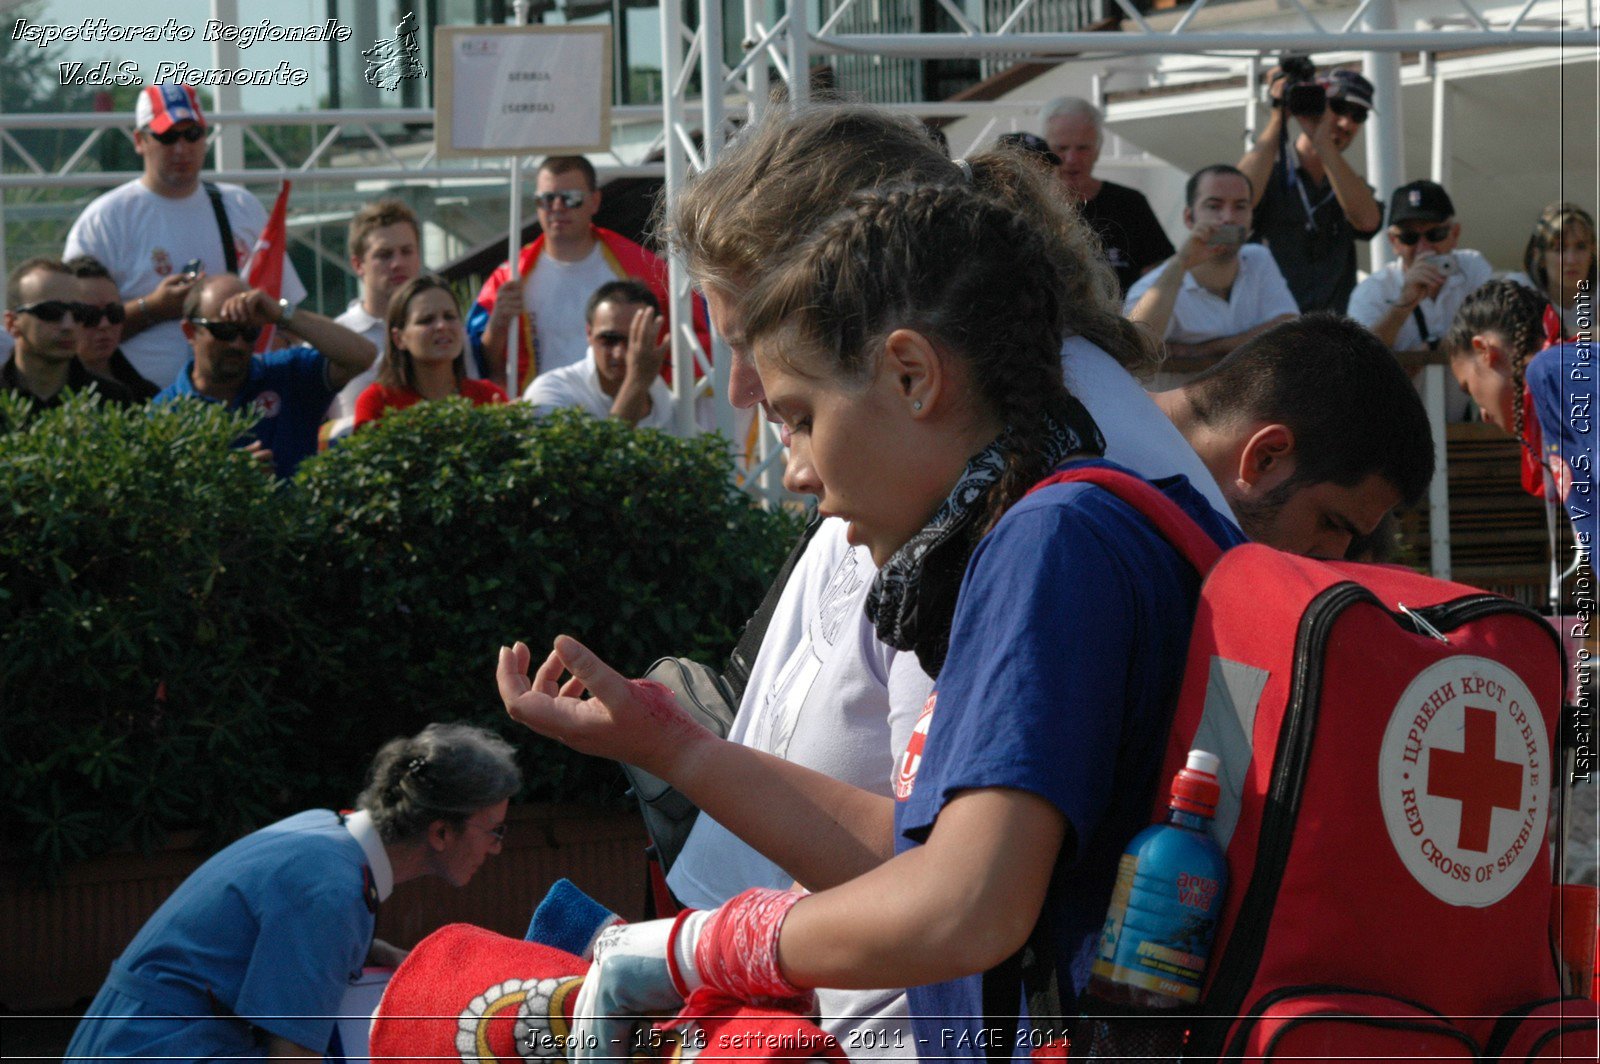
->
[1509, 201, 1596, 338]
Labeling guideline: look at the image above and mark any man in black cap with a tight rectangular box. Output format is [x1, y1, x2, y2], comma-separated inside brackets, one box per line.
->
[1238, 66, 1384, 314]
[1347, 179, 1493, 420]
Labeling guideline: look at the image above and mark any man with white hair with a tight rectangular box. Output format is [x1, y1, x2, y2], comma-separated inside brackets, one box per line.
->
[1040, 96, 1173, 296]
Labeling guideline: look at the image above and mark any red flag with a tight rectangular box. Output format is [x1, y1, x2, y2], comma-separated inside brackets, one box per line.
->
[242, 180, 291, 353]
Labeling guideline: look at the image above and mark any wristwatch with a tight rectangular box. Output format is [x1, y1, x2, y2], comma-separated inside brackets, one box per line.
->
[276, 297, 294, 326]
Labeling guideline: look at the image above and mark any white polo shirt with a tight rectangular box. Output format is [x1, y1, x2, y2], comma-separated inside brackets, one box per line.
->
[1124, 243, 1299, 344]
[1347, 248, 1495, 352]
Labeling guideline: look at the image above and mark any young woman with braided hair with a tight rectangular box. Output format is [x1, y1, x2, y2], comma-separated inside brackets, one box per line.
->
[1446, 278, 1596, 558]
[490, 102, 1236, 1061]
[499, 144, 1243, 1058]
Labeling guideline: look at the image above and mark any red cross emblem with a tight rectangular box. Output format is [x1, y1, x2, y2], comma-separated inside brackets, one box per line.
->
[1427, 705, 1524, 853]
[894, 694, 936, 801]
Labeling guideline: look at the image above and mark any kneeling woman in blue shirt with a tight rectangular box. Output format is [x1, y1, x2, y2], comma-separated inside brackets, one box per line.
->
[64, 722, 522, 1061]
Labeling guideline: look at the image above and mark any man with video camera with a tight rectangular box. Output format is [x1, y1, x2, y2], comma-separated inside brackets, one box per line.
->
[1238, 59, 1383, 314]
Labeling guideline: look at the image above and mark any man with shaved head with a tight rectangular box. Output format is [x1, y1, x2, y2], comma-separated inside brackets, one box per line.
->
[154, 273, 374, 477]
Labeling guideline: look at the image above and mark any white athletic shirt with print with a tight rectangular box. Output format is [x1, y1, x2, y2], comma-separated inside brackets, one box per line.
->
[667, 338, 1229, 1058]
[526, 246, 617, 377]
[64, 180, 307, 392]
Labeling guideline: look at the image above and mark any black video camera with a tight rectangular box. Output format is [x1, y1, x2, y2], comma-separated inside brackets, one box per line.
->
[1275, 54, 1326, 119]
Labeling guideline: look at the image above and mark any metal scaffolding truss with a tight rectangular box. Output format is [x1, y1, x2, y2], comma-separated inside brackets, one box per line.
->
[656, 0, 1598, 566]
[0, 106, 674, 191]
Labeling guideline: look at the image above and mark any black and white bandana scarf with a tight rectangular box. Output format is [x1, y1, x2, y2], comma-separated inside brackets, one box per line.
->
[864, 394, 1105, 677]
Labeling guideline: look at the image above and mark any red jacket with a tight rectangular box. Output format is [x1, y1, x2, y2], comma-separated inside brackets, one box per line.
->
[466, 225, 711, 389]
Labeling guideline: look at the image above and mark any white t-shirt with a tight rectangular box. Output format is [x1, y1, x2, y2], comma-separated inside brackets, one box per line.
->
[1124, 244, 1298, 344]
[327, 301, 386, 427]
[526, 246, 617, 376]
[63, 179, 307, 391]
[1063, 336, 1236, 520]
[666, 338, 1232, 1056]
[1347, 248, 1494, 421]
[522, 354, 682, 435]
[668, 518, 931, 1058]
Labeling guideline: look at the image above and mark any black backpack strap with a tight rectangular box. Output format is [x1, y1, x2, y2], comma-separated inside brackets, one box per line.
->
[1411, 305, 1440, 351]
[982, 905, 1068, 1062]
[723, 511, 824, 701]
[204, 182, 239, 273]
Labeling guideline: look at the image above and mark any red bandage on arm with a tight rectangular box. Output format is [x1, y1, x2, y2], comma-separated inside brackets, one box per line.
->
[693, 888, 809, 1004]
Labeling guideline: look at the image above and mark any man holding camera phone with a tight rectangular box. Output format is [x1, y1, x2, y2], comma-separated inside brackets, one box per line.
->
[1125, 164, 1298, 386]
[1347, 180, 1493, 419]
[64, 84, 307, 392]
[1238, 62, 1383, 314]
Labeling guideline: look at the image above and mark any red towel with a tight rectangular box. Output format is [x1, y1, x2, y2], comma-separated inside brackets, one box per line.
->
[369, 923, 847, 1063]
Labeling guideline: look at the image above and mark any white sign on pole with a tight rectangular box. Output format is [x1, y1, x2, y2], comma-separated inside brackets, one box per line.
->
[434, 26, 612, 157]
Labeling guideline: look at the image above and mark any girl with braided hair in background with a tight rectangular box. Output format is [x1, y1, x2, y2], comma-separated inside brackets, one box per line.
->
[1446, 278, 1596, 569]
[499, 149, 1243, 1061]
[1447, 280, 1597, 891]
[65, 723, 521, 1062]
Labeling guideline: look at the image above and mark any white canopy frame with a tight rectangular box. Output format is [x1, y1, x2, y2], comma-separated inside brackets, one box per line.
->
[656, 0, 1597, 574]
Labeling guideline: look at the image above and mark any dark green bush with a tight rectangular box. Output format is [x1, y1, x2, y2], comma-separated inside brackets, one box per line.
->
[291, 401, 800, 807]
[0, 395, 800, 881]
[0, 394, 325, 879]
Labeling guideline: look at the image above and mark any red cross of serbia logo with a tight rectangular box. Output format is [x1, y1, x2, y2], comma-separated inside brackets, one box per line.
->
[1378, 657, 1548, 908]
[894, 693, 937, 801]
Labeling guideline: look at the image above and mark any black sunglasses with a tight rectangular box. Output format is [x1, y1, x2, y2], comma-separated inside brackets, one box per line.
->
[149, 125, 206, 145]
[13, 300, 95, 325]
[188, 318, 263, 343]
[1392, 224, 1453, 246]
[77, 302, 127, 327]
[533, 189, 586, 210]
[1328, 99, 1369, 124]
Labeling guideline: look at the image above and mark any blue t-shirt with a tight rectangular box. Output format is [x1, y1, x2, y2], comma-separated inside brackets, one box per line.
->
[892, 460, 1244, 1061]
[155, 346, 334, 478]
[64, 809, 375, 1060]
[1526, 340, 1596, 558]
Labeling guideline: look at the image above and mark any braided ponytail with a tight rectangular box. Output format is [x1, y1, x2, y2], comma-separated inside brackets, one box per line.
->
[1443, 278, 1553, 446]
[742, 174, 1093, 531]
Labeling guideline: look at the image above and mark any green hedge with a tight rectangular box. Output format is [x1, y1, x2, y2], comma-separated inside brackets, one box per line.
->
[0, 394, 800, 882]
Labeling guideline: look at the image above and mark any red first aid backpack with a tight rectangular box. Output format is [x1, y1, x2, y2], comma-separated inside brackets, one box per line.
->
[1034, 467, 1597, 1060]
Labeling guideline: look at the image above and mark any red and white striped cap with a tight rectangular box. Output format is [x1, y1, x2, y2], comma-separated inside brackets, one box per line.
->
[135, 84, 206, 133]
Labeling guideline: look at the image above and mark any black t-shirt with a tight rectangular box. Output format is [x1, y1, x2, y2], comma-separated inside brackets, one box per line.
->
[1251, 154, 1381, 314]
[103, 348, 161, 402]
[1, 355, 136, 421]
[1078, 180, 1175, 297]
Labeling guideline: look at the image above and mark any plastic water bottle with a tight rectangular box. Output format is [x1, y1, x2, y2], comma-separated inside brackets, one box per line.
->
[1079, 750, 1229, 1059]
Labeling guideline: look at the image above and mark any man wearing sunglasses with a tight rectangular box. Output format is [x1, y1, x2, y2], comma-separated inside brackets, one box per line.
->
[2, 258, 136, 417]
[66, 255, 161, 402]
[154, 273, 375, 478]
[1347, 180, 1494, 421]
[468, 155, 708, 392]
[64, 84, 307, 393]
[1238, 67, 1384, 315]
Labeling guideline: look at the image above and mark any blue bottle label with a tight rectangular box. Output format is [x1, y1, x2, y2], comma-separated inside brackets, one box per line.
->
[1091, 851, 1223, 1005]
